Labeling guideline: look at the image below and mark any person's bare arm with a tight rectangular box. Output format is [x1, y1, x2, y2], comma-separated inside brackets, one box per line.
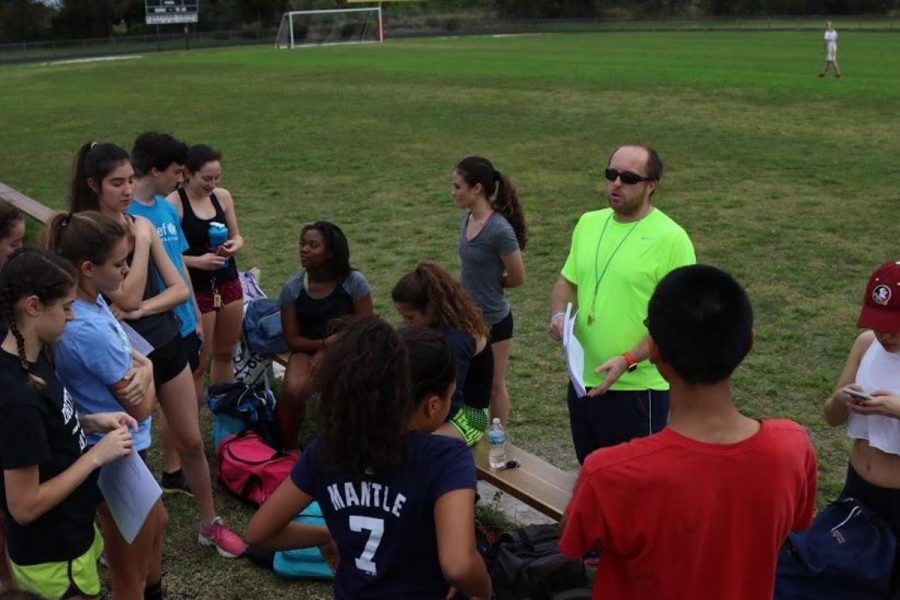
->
[435, 489, 491, 600]
[217, 188, 244, 257]
[5, 429, 132, 525]
[549, 276, 577, 341]
[501, 250, 525, 289]
[824, 331, 876, 426]
[110, 351, 156, 421]
[105, 216, 153, 311]
[246, 478, 328, 550]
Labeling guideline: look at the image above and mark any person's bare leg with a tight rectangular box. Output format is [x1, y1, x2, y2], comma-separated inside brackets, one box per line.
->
[210, 300, 242, 385]
[99, 501, 166, 600]
[158, 411, 180, 474]
[489, 339, 511, 426]
[278, 353, 312, 449]
[0, 516, 12, 591]
[157, 367, 216, 527]
[194, 311, 216, 404]
[833, 60, 842, 77]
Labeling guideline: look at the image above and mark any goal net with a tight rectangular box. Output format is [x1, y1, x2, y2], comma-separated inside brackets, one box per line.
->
[275, 8, 383, 49]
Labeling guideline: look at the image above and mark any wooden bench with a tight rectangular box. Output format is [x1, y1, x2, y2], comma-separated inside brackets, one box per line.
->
[0, 181, 54, 224]
[473, 437, 576, 522]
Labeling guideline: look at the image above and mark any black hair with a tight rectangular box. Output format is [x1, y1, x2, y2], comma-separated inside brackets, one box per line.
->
[0, 201, 23, 239]
[131, 131, 188, 177]
[0, 248, 77, 389]
[314, 315, 412, 475]
[69, 142, 131, 213]
[399, 327, 456, 408]
[455, 156, 527, 250]
[647, 264, 753, 385]
[185, 144, 223, 174]
[300, 221, 352, 280]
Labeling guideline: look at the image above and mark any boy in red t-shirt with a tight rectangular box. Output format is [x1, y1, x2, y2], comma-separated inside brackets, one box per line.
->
[559, 265, 817, 600]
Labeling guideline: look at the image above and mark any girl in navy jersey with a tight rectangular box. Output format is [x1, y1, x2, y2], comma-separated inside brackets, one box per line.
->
[453, 156, 526, 427]
[0, 248, 134, 600]
[166, 144, 244, 400]
[68, 142, 245, 558]
[393, 261, 493, 447]
[278, 221, 373, 449]
[247, 318, 491, 600]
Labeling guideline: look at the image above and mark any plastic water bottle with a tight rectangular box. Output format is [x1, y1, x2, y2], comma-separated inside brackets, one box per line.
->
[488, 418, 508, 469]
[208, 222, 229, 269]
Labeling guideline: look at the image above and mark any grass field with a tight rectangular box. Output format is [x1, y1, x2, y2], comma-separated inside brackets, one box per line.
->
[2, 29, 900, 597]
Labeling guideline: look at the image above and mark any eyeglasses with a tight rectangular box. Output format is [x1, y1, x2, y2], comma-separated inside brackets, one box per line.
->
[605, 168, 652, 185]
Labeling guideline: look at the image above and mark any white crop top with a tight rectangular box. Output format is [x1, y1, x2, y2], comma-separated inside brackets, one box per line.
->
[847, 338, 900, 455]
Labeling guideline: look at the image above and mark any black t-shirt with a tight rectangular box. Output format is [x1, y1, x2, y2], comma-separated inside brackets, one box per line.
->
[0, 350, 99, 565]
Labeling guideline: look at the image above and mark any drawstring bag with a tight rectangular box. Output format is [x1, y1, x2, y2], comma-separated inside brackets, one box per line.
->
[775, 496, 896, 599]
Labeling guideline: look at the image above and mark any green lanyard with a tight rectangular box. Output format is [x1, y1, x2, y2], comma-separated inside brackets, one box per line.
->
[587, 213, 640, 325]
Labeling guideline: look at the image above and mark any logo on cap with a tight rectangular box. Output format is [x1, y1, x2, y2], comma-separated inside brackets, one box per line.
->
[873, 285, 892, 306]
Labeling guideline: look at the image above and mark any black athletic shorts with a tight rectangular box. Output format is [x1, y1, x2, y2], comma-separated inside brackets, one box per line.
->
[489, 311, 514, 344]
[148, 334, 190, 387]
[183, 331, 202, 373]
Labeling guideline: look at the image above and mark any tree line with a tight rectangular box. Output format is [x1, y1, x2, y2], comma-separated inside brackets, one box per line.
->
[1, 0, 896, 44]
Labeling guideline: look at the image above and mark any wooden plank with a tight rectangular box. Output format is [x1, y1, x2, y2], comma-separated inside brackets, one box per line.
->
[474, 437, 576, 522]
[0, 181, 54, 224]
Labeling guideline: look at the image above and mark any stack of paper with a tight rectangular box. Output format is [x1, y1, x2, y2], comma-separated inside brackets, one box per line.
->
[562, 303, 587, 398]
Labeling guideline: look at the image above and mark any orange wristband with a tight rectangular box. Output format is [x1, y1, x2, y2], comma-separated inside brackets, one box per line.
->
[622, 351, 638, 372]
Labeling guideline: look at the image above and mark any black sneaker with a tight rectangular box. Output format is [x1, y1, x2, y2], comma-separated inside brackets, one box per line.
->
[161, 469, 193, 497]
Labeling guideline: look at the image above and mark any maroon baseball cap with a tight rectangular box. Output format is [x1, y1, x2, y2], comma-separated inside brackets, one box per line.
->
[858, 260, 900, 333]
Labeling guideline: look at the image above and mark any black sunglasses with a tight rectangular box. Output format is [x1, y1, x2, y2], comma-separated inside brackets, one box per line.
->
[605, 168, 652, 185]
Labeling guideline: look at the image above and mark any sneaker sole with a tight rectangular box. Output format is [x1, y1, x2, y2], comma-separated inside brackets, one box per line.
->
[197, 533, 241, 559]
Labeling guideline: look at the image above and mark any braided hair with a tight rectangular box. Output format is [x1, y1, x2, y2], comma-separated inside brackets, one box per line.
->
[0, 248, 77, 389]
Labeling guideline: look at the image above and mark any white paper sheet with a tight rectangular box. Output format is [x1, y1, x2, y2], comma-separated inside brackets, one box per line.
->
[563, 303, 587, 398]
[98, 448, 162, 544]
[119, 321, 154, 356]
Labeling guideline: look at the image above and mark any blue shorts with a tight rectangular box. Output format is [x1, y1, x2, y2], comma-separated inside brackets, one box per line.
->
[566, 382, 669, 464]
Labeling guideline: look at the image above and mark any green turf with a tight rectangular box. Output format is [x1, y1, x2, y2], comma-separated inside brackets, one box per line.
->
[1, 30, 899, 597]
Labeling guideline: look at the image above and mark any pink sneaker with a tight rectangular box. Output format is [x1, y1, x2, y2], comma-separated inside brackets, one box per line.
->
[198, 517, 247, 558]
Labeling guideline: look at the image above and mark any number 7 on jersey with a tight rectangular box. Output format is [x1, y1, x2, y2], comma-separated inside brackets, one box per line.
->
[349, 515, 384, 575]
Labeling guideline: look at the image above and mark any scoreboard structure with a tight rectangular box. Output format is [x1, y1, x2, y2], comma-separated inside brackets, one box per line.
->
[145, 0, 199, 25]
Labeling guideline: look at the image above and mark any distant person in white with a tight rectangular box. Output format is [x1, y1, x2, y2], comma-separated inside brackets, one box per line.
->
[819, 21, 842, 78]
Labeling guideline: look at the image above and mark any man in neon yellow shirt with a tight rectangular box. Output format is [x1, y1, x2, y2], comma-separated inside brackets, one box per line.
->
[549, 145, 695, 463]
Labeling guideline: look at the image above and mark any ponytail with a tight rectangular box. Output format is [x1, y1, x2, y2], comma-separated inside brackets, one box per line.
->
[68, 142, 131, 213]
[455, 156, 527, 250]
[493, 171, 527, 250]
[42, 211, 126, 271]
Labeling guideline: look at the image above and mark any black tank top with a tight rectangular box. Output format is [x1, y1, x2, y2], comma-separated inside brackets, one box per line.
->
[110, 222, 180, 350]
[178, 187, 238, 292]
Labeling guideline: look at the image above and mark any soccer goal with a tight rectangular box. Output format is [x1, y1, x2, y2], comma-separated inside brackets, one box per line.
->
[275, 8, 383, 49]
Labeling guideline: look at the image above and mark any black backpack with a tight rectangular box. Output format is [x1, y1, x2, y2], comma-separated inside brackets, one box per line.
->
[489, 524, 591, 600]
